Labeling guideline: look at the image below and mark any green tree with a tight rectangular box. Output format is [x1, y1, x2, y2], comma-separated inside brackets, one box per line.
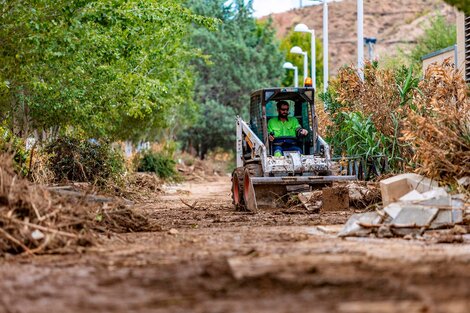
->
[280, 30, 323, 87]
[0, 0, 214, 142]
[188, 0, 284, 111]
[180, 100, 236, 159]
[182, 0, 284, 158]
[443, 0, 470, 13]
[410, 15, 456, 66]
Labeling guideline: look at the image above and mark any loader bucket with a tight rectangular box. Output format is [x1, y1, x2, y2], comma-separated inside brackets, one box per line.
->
[244, 174, 357, 212]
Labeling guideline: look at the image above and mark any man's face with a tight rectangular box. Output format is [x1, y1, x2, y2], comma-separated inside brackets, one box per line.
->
[278, 104, 289, 119]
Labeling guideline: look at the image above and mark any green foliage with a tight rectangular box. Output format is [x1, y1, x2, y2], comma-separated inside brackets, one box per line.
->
[188, 0, 283, 111]
[181, 0, 283, 157]
[410, 15, 456, 66]
[0, 0, 215, 141]
[0, 130, 29, 176]
[395, 65, 420, 108]
[44, 136, 125, 184]
[180, 100, 236, 159]
[338, 112, 388, 159]
[280, 30, 323, 87]
[443, 0, 470, 14]
[137, 151, 179, 181]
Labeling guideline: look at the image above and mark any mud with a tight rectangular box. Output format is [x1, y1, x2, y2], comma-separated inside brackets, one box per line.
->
[0, 177, 469, 313]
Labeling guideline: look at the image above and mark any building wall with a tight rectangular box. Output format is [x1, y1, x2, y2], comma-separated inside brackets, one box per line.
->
[457, 11, 466, 73]
[422, 50, 455, 75]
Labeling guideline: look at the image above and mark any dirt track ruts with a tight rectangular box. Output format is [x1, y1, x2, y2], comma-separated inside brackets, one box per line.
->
[0, 177, 469, 313]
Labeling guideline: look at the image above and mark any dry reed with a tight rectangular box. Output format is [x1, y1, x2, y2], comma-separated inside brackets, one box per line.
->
[402, 60, 470, 186]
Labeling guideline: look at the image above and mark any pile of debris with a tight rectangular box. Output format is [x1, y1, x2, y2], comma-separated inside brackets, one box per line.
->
[109, 172, 163, 202]
[0, 155, 159, 256]
[176, 158, 226, 182]
[297, 181, 382, 212]
[339, 173, 469, 239]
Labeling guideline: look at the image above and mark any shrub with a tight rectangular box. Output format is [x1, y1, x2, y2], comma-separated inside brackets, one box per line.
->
[410, 15, 456, 66]
[137, 151, 179, 181]
[402, 60, 470, 186]
[44, 136, 125, 184]
[320, 62, 418, 171]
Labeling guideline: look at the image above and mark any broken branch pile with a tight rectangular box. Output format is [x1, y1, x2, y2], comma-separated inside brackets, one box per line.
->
[0, 155, 94, 255]
[0, 155, 160, 256]
[109, 172, 163, 202]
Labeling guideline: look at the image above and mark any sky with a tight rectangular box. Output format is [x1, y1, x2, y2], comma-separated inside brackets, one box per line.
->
[252, 0, 300, 18]
[252, 0, 320, 18]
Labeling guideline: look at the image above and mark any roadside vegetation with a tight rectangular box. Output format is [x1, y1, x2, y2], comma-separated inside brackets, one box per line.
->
[318, 15, 468, 188]
[0, 0, 283, 183]
[0, 0, 467, 189]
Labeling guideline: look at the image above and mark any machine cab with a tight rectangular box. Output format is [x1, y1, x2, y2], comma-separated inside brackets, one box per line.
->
[248, 87, 319, 157]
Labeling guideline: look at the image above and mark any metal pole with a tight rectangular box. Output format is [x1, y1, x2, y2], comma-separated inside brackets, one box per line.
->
[294, 67, 299, 88]
[357, 0, 364, 80]
[311, 30, 316, 89]
[323, 0, 328, 93]
[303, 52, 308, 83]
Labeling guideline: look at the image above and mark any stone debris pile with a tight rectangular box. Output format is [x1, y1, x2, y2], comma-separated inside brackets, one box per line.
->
[339, 174, 469, 238]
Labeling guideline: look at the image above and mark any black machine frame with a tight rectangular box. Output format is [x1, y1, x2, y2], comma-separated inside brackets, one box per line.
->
[248, 87, 319, 156]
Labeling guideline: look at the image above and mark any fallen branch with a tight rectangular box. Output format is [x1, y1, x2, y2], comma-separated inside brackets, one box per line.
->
[0, 228, 33, 255]
[4, 217, 78, 238]
[180, 198, 198, 210]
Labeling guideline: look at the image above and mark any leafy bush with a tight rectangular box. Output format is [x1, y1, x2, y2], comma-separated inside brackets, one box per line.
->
[339, 112, 388, 159]
[137, 151, 179, 181]
[320, 62, 419, 171]
[0, 130, 29, 176]
[410, 15, 456, 66]
[45, 136, 125, 184]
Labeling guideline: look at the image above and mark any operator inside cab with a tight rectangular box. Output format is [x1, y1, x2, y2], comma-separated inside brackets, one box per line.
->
[268, 100, 309, 157]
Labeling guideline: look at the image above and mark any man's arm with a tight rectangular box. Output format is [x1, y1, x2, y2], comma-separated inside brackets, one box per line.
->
[267, 118, 275, 141]
[292, 118, 308, 137]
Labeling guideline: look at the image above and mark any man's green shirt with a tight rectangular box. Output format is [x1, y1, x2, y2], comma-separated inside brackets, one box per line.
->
[268, 117, 300, 137]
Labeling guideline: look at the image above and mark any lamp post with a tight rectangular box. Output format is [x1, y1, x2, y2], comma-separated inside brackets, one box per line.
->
[283, 62, 299, 87]
[294, 23, 316, 89]
[357, 0, 364, 80]
[290, 46, 308, 83]
[308, 0, 342, 93]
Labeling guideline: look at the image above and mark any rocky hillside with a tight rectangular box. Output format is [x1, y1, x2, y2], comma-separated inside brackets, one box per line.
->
[263, 0, 456, 73]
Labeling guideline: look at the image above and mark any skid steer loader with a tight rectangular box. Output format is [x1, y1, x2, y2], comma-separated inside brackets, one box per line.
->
[232, 86, 356, 212]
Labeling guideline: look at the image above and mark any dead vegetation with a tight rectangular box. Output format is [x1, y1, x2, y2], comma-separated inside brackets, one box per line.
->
[176, 155, 228, 182]
[0, 155, 94, 255]
[0, 155, 160, 256]
[402, 60, 470, 186]
[93, 204, 161, 233]
[331, 63, 402, 138]
[107, 172, 163, 202]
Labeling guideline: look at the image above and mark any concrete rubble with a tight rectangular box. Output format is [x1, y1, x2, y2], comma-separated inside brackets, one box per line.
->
[339, 174, 470, 238]
[297, 182, 381, 212]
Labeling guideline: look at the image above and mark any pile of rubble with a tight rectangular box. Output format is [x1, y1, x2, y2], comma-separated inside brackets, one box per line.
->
[339, 173, 469, 239]
[297, 181, 382, 212]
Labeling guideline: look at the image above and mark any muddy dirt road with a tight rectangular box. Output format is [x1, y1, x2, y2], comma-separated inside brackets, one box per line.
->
[1, 177, 469, 313]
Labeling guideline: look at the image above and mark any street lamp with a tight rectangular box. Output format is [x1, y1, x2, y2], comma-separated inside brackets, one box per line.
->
[290, 46, 308, 84]
[283, 62, 299, 87]
[308, 0, 343, 93]
[294, 23, 316, 89]
[357, 0, 364, 80]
